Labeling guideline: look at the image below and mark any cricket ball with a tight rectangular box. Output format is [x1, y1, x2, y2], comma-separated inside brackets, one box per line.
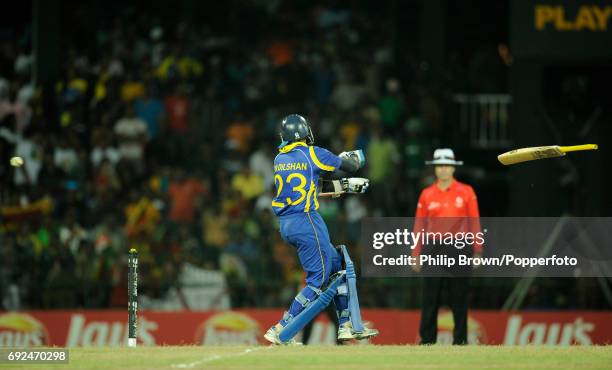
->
[10, 156, 24, 167]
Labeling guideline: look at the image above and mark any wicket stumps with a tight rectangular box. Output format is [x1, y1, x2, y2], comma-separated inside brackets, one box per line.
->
[127, 248, 138, 347]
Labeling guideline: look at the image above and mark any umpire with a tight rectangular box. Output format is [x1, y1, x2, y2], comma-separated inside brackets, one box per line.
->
[411, 148, 483, 345]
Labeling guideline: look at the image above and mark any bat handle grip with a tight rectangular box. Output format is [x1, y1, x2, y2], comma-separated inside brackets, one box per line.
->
[318, 192, 342, 198]
[560, 144, 598, 153]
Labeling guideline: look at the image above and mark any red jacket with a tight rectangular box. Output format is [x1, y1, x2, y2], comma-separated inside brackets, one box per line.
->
[412, 179, 483, 257]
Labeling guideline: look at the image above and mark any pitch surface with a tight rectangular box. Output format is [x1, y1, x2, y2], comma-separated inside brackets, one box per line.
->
[2, 345, 611, 369]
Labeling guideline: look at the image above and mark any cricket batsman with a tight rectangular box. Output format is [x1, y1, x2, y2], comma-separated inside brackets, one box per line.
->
[264, 114, 379, 344]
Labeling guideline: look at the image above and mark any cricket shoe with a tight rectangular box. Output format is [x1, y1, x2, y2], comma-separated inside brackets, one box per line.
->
[337, 321, 379, 341]
[263, 324, 303, 346]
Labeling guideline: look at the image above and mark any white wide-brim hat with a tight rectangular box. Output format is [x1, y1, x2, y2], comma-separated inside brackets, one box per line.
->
[425, 148, 464, 166]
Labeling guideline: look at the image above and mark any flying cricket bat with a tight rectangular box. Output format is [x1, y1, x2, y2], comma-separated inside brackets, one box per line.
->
[498, 144, 598, 165]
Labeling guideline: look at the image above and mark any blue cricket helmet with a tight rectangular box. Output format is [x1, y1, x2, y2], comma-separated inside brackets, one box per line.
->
[278, 114, 314, 148]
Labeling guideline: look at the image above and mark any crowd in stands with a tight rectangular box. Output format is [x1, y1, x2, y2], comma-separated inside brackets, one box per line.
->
[1, 2, 512, 310]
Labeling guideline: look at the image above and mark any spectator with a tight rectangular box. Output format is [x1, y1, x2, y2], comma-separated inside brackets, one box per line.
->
[378, 78, 404, 132]
[164, 85, 190, 135]
[231, 166, 264, 201]
[330, 73, 366, 112]
[59, 209, 89, 255]
[53, 139, 79, 174]
[94, 158, 121, 194]
[168, 170, 206, 224]
[91, 133, 121, 168]
[120, 72, 145, 102]
[202, 205, 230, 252]
[134, 86, 165, 138]
[249, 143, 274, 191]
[312, 58, 335, 106]
[124, 188, 161, 237]
[92, 215, 125, 255]
[367, 125, 400, 214]
[226, 113, 254, 154]
[114, 105, 148, 172]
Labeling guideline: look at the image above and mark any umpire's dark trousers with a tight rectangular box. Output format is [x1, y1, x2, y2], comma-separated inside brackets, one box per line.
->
[419, 244, 471, 345]
[419, 276, 469, 345]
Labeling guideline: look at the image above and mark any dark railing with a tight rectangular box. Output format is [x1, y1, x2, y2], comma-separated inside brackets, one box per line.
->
[453, 94, 512, 149]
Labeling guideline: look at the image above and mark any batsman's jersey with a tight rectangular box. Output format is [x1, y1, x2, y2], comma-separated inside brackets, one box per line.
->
[272, 142, 342, 216]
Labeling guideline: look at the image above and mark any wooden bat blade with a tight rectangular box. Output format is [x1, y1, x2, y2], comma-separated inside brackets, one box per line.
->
[498, 146, 564, 165]
[498, 144, 598, 165]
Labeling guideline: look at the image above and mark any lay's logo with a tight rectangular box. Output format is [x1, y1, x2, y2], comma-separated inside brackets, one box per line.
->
[195, 312, 260, 345]
[0, 313, 50, 347]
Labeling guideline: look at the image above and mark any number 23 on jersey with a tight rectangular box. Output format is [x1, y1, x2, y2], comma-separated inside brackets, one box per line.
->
[272, 173, 318, 211]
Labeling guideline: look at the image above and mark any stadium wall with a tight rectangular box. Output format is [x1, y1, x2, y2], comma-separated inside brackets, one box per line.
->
[0, 310, 610, 346]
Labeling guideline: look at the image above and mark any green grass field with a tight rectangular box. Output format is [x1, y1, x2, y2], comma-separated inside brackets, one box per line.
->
[2, 346, 612, 370]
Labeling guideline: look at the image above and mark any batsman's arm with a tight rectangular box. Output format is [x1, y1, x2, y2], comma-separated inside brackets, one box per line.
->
[320, 150, 364, 179]
[321, 157, 360, 179]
